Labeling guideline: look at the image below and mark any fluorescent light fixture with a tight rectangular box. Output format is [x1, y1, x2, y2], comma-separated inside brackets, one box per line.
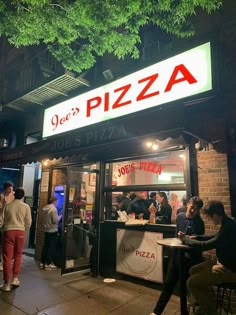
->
[1, 168, 20, 171]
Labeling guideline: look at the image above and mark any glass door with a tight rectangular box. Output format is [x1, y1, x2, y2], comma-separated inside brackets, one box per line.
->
[61, 165, 98, 275]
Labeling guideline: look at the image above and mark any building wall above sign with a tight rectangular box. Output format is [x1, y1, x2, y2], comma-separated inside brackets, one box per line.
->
[43, 42, 212, 138]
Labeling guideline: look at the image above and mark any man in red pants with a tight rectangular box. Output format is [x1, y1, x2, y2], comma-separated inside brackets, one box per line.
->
[0, 188, 31, 292]
[0, 182, 15, 271]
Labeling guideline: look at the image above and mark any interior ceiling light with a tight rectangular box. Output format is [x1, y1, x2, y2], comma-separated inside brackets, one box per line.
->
[146, 141, 153, 148]
[43, 159, 49, 166]
[145, 140, 159, 151]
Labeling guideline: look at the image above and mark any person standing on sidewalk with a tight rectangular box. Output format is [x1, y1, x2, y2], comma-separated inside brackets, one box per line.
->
[41, 196, 60, 270]
[0, 188, 31, 292]
[0, 182, 15, 271]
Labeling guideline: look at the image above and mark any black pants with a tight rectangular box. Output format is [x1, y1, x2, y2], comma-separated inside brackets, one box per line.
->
[41, 232, 58, 265]
[153, 249, 200, 315]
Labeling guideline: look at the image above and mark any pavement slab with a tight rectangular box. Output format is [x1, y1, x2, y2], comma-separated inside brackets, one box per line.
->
[0, 255, 182, 315]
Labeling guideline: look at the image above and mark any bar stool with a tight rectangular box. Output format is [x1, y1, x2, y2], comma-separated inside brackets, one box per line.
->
[216, 283, 236, 315]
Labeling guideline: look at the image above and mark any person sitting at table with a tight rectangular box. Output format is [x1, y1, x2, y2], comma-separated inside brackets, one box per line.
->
[150, 196, 205, 315]
[179, 200, 236, 315]
[149, 192, 172, 224]
[127, 191, 149, 220]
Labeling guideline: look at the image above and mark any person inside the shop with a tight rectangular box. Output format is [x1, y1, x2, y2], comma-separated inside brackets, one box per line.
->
[129, 192, 136, 201]
[150, 196, 205, 315]
[118, 192, 131, 212]
[127, 191, 149, 220]
[147, 192, 157, 208]
[176, 196, 188, 215]
[149, 192, 172, 224]
[179, 200, 236, 315]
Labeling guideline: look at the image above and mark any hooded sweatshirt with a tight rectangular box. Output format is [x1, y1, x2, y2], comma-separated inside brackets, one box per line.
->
[42, 203, 58, 233]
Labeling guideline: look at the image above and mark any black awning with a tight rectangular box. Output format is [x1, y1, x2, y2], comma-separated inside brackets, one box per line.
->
[0, 101, 226, 167]
[0, 124, 188, 167]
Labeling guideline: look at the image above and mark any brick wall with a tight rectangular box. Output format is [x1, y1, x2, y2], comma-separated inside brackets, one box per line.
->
[35, 191, 48, 261]
[197, 148, 236, 315]
[197, 147, 231, 260]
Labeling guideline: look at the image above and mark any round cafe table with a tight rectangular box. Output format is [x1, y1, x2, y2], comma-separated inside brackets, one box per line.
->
[156, 238, 190, 315]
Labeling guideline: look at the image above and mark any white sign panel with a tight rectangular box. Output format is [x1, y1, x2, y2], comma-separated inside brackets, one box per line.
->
[40, 171, 49, 192]
[116, 229, 163, 283]
[43, 42, 212, 138]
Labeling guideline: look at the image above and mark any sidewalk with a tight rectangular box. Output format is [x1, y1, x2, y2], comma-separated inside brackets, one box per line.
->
[0, 255, 180, 315]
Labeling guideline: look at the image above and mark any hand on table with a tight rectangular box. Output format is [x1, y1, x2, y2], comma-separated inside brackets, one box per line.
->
[138, 213, 144, 219]
[178, 231, 185, 242]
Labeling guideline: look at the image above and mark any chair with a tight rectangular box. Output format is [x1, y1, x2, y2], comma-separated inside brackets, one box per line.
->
[216, 283, 236, 315]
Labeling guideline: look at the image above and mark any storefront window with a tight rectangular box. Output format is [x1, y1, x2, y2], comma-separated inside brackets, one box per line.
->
[104, 150, 188, 222]
[105, 150, 186, 187]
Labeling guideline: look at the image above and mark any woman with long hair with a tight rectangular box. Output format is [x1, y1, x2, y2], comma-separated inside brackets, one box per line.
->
[155, 192, 172, 224]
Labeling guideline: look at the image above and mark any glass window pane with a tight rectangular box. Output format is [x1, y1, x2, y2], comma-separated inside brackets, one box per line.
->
[105, 150, 186, 187]
[104, 190, 187, 222]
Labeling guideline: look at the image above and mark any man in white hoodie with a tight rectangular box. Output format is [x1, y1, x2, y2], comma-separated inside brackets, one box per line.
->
[41, 196, 59, 270]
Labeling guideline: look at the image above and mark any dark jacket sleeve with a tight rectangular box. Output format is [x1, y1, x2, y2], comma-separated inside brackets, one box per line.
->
[182, 233, 218, 251]
[176, 216, 180, 237]
[127, 202, 133, 214]
[195, 234, 215, 241]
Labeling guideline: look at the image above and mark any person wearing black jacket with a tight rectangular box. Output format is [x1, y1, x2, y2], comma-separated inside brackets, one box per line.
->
[127, 191, 149, 220]
[150, 196, 205, 315]
[155, 192, 172, 224]
[118, 192, 131, 212]
[147, 192, 158, 208]
[179, 200, 236, 315]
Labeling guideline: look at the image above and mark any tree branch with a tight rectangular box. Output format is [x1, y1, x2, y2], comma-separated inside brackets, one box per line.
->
[50, 4, 66, 11]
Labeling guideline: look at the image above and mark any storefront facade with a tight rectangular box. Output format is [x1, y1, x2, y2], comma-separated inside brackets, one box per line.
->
[0, 41, 232, 280]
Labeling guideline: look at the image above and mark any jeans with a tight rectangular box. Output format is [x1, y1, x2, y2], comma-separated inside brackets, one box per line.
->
[187, 260, 236, 315]
[153, 248, 200, 315]
[41, 232, 58, 265]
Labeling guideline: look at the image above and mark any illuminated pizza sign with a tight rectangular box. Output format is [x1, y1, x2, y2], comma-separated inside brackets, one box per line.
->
[43, 42, 212, 138]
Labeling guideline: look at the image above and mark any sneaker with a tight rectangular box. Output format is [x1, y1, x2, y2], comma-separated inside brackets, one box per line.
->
[39, 263, 44, 269]
[11, 278, 20, 287]
[0, 283, 11, 292]
[0, 263, 3, 271]
[45, 263, 58, 270]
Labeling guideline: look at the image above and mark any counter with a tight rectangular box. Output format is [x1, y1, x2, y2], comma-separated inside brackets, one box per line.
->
[99, 220, 176, 282]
